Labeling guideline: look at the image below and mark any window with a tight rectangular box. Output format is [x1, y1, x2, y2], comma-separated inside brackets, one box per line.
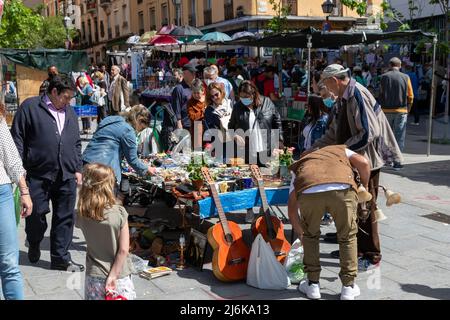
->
[122, 4, 127, 27]
[149, 8, 156, 30]
[161, 4, 169, 26]
[87, 19, 92, 44]
[100, 21, 105, 38]
[138, 11, 144, 35]
[81, 21, 86, 42]
[204, 0, 212, 10]
[137, 0, 143, 4]
[94, 18, 99, 43]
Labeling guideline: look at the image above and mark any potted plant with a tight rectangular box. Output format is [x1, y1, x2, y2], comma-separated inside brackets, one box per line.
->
[273, 147, 295, 179]
[187, 157, 206, 191]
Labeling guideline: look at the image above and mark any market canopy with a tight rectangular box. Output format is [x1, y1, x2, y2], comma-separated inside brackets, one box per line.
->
[219, 28, 436, 48]
[0, 48, 89, 74]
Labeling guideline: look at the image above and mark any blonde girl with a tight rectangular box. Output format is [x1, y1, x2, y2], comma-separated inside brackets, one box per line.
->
[76, 163, 135, 300]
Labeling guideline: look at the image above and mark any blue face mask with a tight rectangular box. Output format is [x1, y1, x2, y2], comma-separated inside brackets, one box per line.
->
[323, 97, 335, 109]
[240, 97, 253, 106]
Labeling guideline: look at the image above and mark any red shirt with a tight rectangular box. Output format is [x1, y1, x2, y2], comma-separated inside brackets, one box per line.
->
[256, 74, 276, 97]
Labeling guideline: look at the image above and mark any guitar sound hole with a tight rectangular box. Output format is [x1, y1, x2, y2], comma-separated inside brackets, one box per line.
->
[225, 234, 234, 243]
[228, 258, 245, 265]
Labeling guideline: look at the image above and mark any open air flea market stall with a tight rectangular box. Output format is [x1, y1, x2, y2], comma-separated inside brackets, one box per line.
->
[116, 28, 439, 283]
[0, 49, 89, 125]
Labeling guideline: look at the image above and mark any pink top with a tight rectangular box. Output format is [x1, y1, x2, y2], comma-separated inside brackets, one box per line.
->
[43, 95, 66, 135]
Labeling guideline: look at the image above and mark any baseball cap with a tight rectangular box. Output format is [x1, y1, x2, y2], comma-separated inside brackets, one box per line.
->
[182, 63, 197, 73]
[321, 64, 350, 80]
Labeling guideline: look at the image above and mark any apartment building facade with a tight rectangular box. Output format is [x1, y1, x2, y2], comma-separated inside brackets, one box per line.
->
[41, 0, 383, 64]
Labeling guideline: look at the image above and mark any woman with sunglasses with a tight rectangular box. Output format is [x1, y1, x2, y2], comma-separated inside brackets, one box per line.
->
[204, 82, 233, 161]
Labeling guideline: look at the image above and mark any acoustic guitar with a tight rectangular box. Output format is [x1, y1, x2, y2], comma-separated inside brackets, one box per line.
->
[202, 167, 250, 282]
[250, 165, 291, 264]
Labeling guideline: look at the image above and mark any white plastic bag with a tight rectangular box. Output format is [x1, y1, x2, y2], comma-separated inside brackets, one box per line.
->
[283, 238, 305, 284]
[247, 234, 291, 290]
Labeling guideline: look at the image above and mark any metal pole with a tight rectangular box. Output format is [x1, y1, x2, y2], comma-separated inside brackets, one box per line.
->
[307, 35, 312, 96]
[427, 36, 438, 157]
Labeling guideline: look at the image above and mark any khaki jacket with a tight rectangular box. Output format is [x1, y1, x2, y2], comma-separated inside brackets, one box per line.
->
[313, 79, 403, 170]
[110, 75, 130, 112]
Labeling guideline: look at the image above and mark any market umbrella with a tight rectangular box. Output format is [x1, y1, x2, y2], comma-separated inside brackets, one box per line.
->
[157, 24, 177, 35]
[139, 31, 158, 44]
[170, 25, 204, 43]
[149, 35, 181, 46]
[231, 31, 255, 40]
[126, 35, 141, 44]
[200, 31, 232, 42]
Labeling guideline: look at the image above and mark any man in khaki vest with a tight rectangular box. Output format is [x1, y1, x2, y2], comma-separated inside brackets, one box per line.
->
[288, 145, 371, 300]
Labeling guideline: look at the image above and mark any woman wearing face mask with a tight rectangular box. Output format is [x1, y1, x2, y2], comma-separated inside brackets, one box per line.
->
[204, 83, 233, 161]
[228, 80, 283, 166]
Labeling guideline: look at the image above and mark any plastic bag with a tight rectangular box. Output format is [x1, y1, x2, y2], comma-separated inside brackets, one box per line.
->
[129, 254, 150, 275]
[283, 238, 305, 284]
[247, 234, 291, 290]
[105, 289, 127, 300]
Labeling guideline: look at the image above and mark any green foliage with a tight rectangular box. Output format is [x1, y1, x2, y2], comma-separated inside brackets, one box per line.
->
[0, 0, 43, 48]
[266, 0, 291, 35]
[40, 15, 77, 49]
[0, 1, 74, 49]
[186, 156, 207, 181]
[340, 0, 367, 16]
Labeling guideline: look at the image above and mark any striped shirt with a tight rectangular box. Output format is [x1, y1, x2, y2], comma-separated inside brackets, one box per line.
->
[0, 117, 26, 185]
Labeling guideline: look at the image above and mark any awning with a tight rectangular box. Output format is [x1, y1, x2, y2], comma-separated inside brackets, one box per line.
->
[0, 48, 89, 73]
[216, 28, 435, 49]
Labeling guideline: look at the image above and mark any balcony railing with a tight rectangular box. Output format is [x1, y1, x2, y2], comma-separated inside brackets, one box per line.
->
[188, 14, 196, 27]
[203, 9, 212, 25]
[224, 2, 234, 20]
[115, 25, 120, 37]
[100, 0, 111, 8]
[86, 0, 97, 13]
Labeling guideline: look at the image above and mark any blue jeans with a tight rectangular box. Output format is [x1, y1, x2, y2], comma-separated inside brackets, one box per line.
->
[385, 113, 407, 153]
[0, 184, 24, 300]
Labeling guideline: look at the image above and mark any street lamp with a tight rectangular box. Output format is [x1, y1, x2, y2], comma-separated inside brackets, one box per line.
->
[63, 15, 71, 49]
[321, 0, 335, 14]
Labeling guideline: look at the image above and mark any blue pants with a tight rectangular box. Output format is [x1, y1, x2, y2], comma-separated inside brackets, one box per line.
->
[385, 113, 407, 153]
[0, 184, 24, 300]
[26, 174, 77, 265]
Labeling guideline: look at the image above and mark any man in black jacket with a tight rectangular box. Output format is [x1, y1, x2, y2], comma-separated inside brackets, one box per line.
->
[11, 75, 85, 272]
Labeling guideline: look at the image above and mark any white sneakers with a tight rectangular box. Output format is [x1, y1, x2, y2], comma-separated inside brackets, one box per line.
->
[340, 283, 361, 300]
[298, 280, 321, 300]
[299, 279, 361, 300]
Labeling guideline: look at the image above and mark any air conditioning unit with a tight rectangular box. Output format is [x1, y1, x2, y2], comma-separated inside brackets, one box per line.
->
[173, 0, 181, 5]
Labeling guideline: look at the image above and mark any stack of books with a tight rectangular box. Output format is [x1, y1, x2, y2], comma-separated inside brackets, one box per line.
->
[139, 266, 173, 280]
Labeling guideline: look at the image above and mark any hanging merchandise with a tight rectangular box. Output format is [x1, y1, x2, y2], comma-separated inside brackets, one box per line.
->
[246, 234, 291, 290]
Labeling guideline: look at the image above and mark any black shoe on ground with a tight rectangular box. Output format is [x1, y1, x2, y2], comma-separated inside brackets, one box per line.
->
[330, 250, 340, 259]
[393, 162, 404, 171]
[51, 260, 85, 272]
[28, 243, 41, 263]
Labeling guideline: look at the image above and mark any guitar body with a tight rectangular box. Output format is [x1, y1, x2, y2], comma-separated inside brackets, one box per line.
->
[252, 214, 291, 264]
[207, 221, 250, 282]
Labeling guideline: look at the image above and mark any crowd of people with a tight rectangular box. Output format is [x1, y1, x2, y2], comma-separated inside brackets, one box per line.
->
[0, 47, 447, 301]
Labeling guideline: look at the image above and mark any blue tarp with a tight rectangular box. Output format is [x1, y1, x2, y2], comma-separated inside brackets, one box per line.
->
[198, 187, 290, 219]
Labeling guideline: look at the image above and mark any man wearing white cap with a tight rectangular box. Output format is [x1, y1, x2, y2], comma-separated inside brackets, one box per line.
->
[312, 64, 402, 270]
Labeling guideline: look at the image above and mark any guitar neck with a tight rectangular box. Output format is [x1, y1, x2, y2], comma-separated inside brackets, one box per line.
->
[209, 184, 232, 237]
[256, 179, 270, 213]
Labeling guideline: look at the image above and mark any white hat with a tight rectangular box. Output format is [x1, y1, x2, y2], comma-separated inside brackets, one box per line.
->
[321, 64, 350, 79]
